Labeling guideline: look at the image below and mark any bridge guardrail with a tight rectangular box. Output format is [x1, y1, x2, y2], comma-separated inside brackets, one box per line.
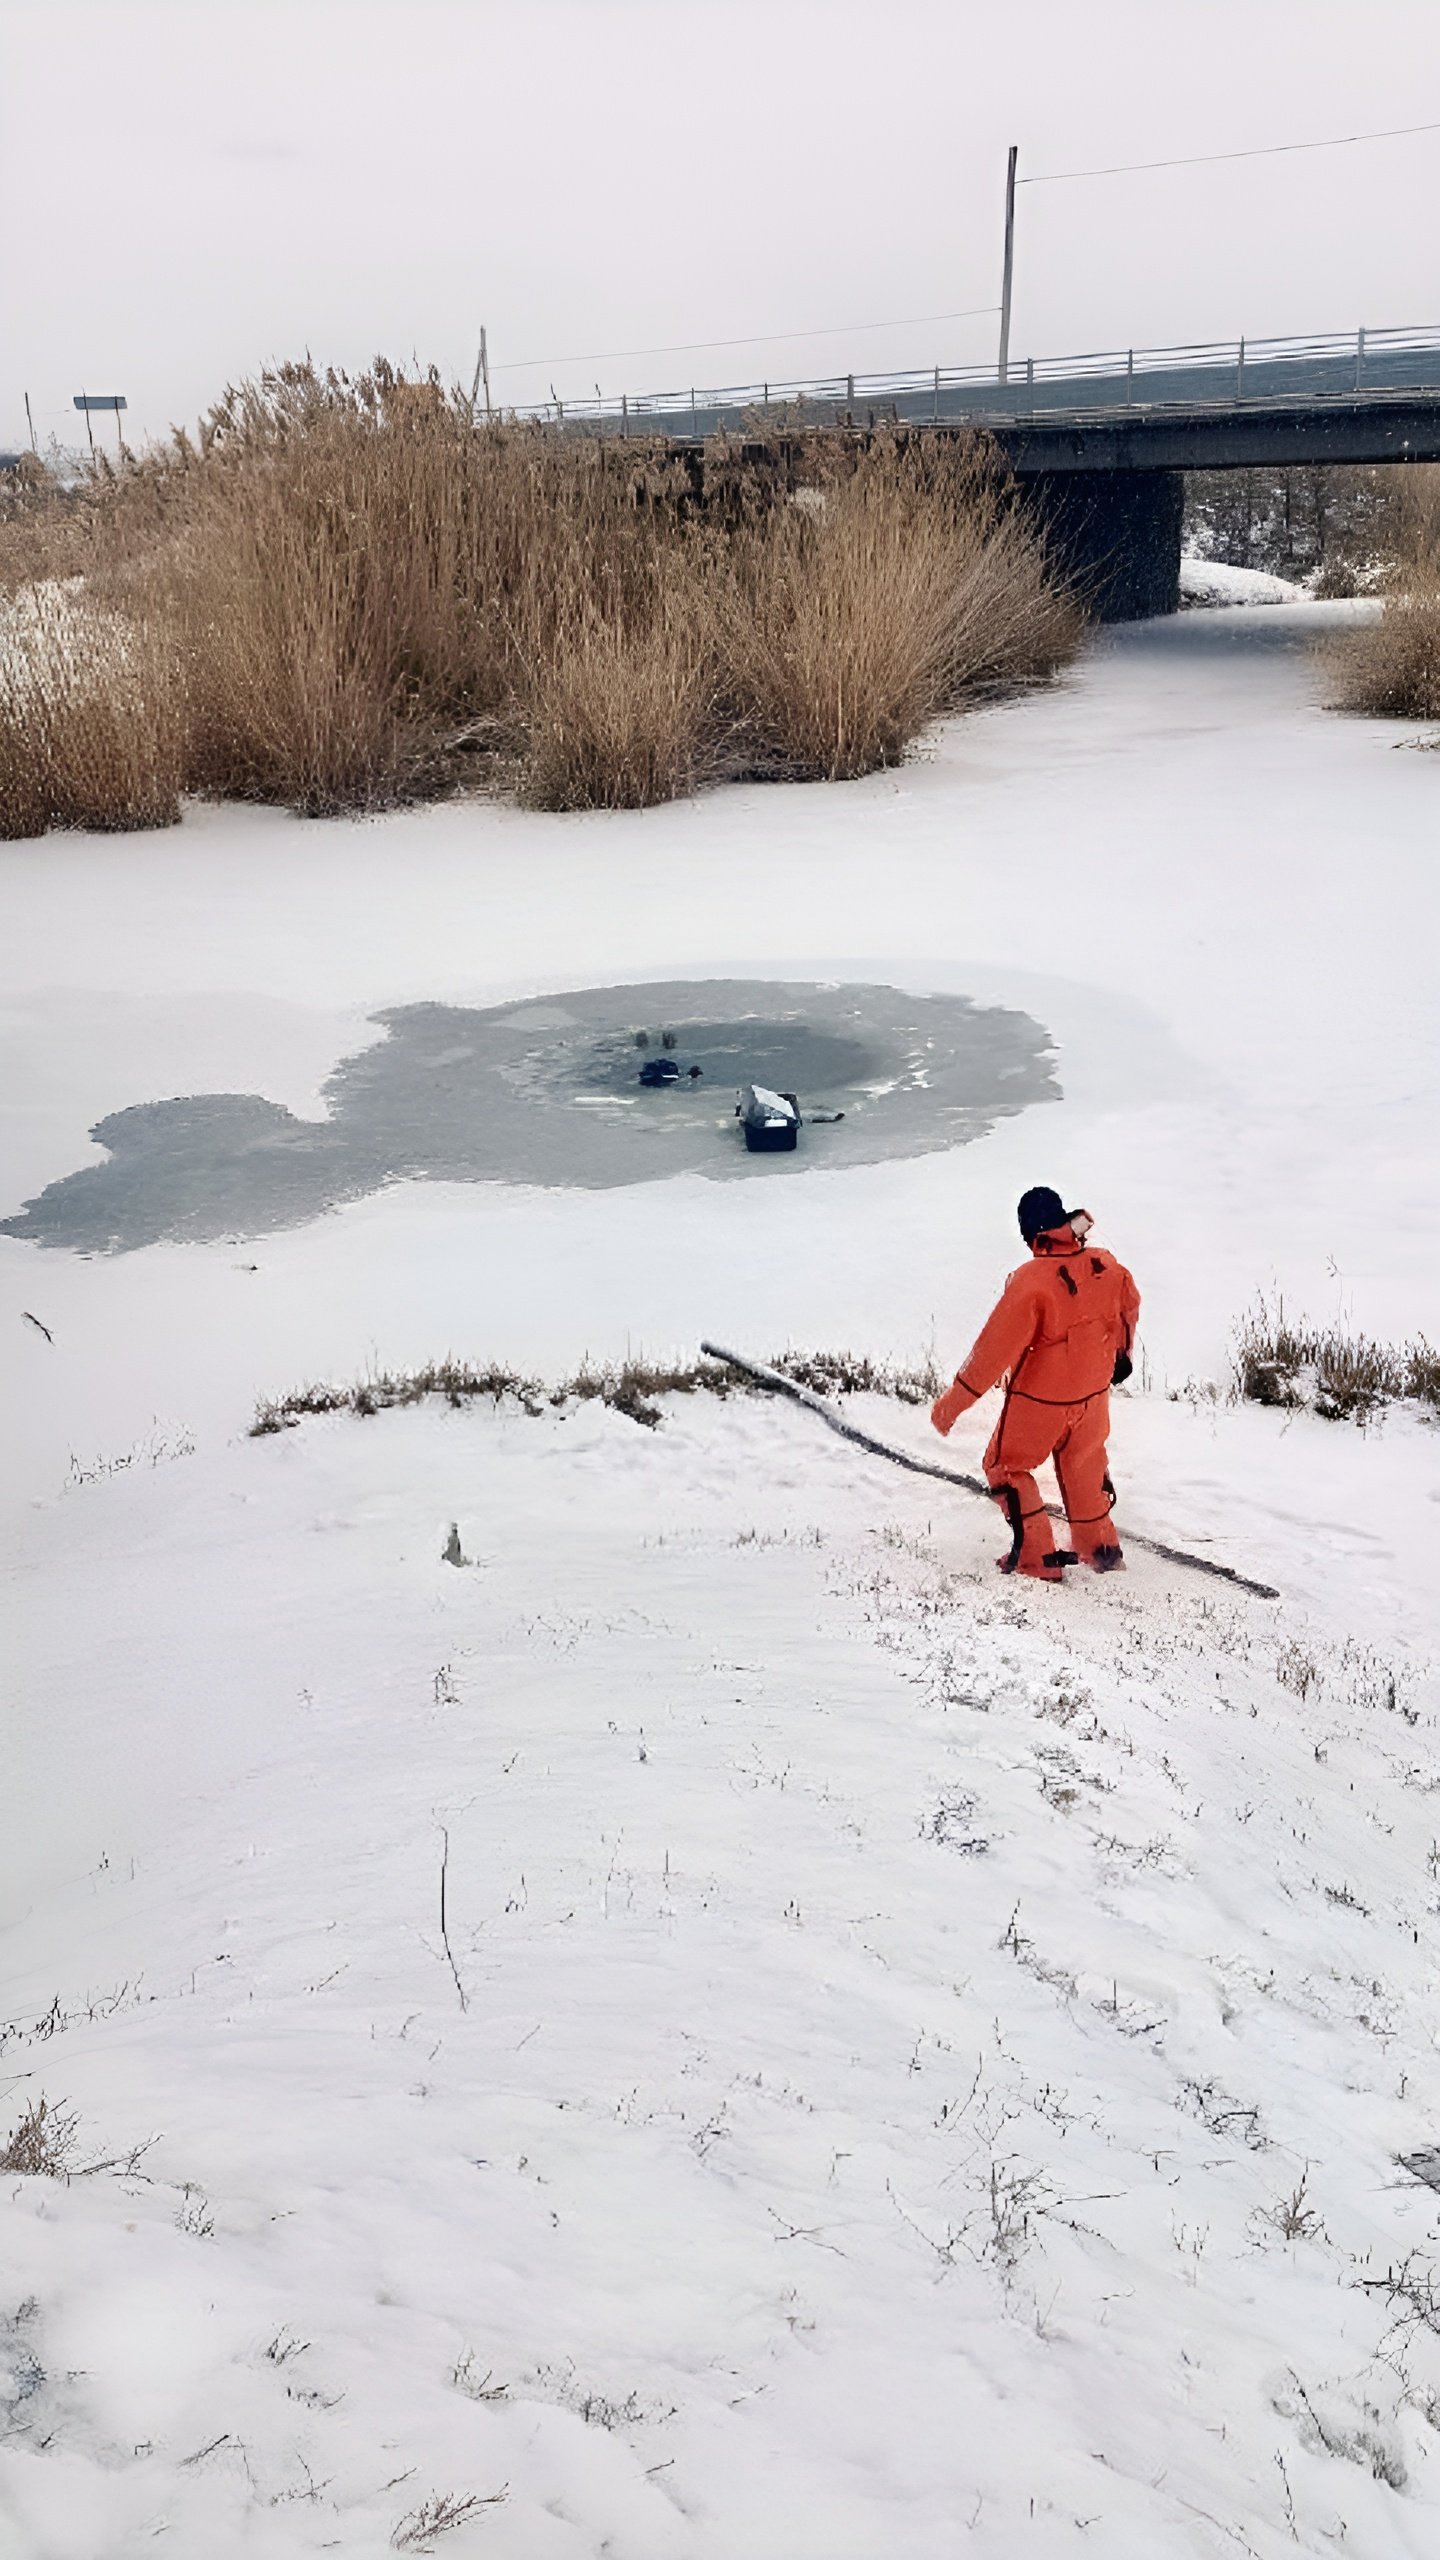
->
[525, 322, 1440, 438]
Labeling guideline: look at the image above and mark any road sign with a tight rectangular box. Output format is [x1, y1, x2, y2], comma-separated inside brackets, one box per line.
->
[72, 392, 129, 458]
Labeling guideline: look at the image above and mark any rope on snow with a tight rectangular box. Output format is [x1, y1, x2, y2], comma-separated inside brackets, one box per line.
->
[700, 1341, 1280, 1602]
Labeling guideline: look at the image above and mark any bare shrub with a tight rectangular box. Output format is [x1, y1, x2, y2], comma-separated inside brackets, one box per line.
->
[0, 2096, 80, 2177]
[1179, 2074, 1267, 2150]
[1233, 1297, 1437, 1422]
[1358, 2252, 1440, 2340]
[450, 2350, 508, 2401]
[1266, 2172, 1325, 2240]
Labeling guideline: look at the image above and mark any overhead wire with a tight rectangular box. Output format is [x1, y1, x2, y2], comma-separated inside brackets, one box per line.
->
[491, 303, 1000, 376]
[1019, 117, 1440, 186]
[488, 115, 1436, 387]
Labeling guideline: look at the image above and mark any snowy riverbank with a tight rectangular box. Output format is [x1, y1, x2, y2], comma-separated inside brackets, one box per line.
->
[4, 603, 1440, 2558]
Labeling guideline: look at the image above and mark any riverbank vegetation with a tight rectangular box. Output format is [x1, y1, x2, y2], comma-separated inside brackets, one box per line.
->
[1328, 466, 1440, 721]
[1234, 1298, 1439, 1423]
[0, 365, 1081, 838]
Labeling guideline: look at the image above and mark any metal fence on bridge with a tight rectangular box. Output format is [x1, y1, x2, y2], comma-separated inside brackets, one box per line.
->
[531, 322, 1440, 441]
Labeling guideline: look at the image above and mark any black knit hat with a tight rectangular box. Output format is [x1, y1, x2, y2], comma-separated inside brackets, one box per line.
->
[1017, 1186, 1068, 1245]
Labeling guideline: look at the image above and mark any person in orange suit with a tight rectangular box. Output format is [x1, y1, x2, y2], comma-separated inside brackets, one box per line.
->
[931, 1187, 1141, 1582]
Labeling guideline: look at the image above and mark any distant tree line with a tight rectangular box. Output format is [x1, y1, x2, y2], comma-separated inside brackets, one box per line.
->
[1182, 466, 1392, 592]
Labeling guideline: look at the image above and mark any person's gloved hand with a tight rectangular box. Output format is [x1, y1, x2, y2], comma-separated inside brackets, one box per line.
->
[931, 1377, 974, 1437]
[1111, 1350, 1133, 1386]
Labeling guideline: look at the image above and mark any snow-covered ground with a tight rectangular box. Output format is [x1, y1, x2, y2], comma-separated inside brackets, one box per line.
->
[4, 603, 1440, 2558]
[1179, 555, 1309, 608]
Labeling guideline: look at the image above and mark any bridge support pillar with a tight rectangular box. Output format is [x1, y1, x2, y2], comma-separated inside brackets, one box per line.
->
[1024, 468, 1184, 622]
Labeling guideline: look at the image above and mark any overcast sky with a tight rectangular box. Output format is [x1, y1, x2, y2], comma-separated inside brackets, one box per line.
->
[4, 0, 1440, 452]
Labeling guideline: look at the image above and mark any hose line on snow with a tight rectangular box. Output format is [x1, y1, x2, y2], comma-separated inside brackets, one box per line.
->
[700, 1343, 1280, 1602]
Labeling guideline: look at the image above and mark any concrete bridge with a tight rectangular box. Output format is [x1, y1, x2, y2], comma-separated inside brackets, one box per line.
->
[548, 324, 1440, 618]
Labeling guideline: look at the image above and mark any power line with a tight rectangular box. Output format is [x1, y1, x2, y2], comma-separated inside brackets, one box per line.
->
[1019, 116, 1440, 186]
[492, 303, 1000, 376]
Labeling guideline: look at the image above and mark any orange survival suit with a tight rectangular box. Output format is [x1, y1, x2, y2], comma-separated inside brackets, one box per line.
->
[932, 1213, 1141, 1581]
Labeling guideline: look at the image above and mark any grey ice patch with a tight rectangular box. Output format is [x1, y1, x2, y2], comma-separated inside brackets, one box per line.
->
[0, 978, 1059, 1254]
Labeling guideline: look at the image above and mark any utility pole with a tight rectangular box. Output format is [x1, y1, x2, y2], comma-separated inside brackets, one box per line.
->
[998, 144, 1018, 384]
[470, 327, 492, 419]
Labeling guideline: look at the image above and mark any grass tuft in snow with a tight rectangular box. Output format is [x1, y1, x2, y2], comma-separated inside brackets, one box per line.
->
[391, 2488, 509, 2550]
[249, 1346, 942, 1438]
[760, 1346, 941, 1404]
[1233, 1298, 1440, 1424]
[0, 2095, 80, 2178]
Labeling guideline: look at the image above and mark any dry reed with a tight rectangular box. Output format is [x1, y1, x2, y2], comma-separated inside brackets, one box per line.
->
[724, 440, 1080, 780]
[1329, 463, 1440, 721]
[249, 1345, 941, 1437]
[519, 585, 716, 810]
[0, 584, 185, 836]
[1234, 1298, 1440, 1423]
[0, 364, 1081, 836]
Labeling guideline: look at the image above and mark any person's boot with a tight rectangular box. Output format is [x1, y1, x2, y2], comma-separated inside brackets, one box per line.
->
[1002, 1536, 1078, 1585]
[1086, 1543, 1126, 1573]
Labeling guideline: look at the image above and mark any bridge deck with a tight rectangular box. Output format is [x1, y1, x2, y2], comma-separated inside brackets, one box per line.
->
[543, 324, 1440, 470]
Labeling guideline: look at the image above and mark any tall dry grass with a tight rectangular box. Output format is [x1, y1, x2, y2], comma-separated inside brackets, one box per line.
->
[724, 442, 1080, 779]
[1329, 462, 1440, 720]
[520, 593, 715, 810]
[0, 584, 185, 837]
[0, 364, 1081, 836]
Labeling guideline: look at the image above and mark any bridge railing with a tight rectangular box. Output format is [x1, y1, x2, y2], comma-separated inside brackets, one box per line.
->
[527, 321, 1440, 436]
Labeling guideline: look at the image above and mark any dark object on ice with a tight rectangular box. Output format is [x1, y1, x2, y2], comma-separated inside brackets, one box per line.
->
[661, 1031, 677, 1051]
[739, 1084, 800, 1153]
[639, 1057, 682, 1087]
[699, 1341, 1283, 1601]
[1399, 2148, 1440, 2192]
[688, 1064, 703, 1080]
